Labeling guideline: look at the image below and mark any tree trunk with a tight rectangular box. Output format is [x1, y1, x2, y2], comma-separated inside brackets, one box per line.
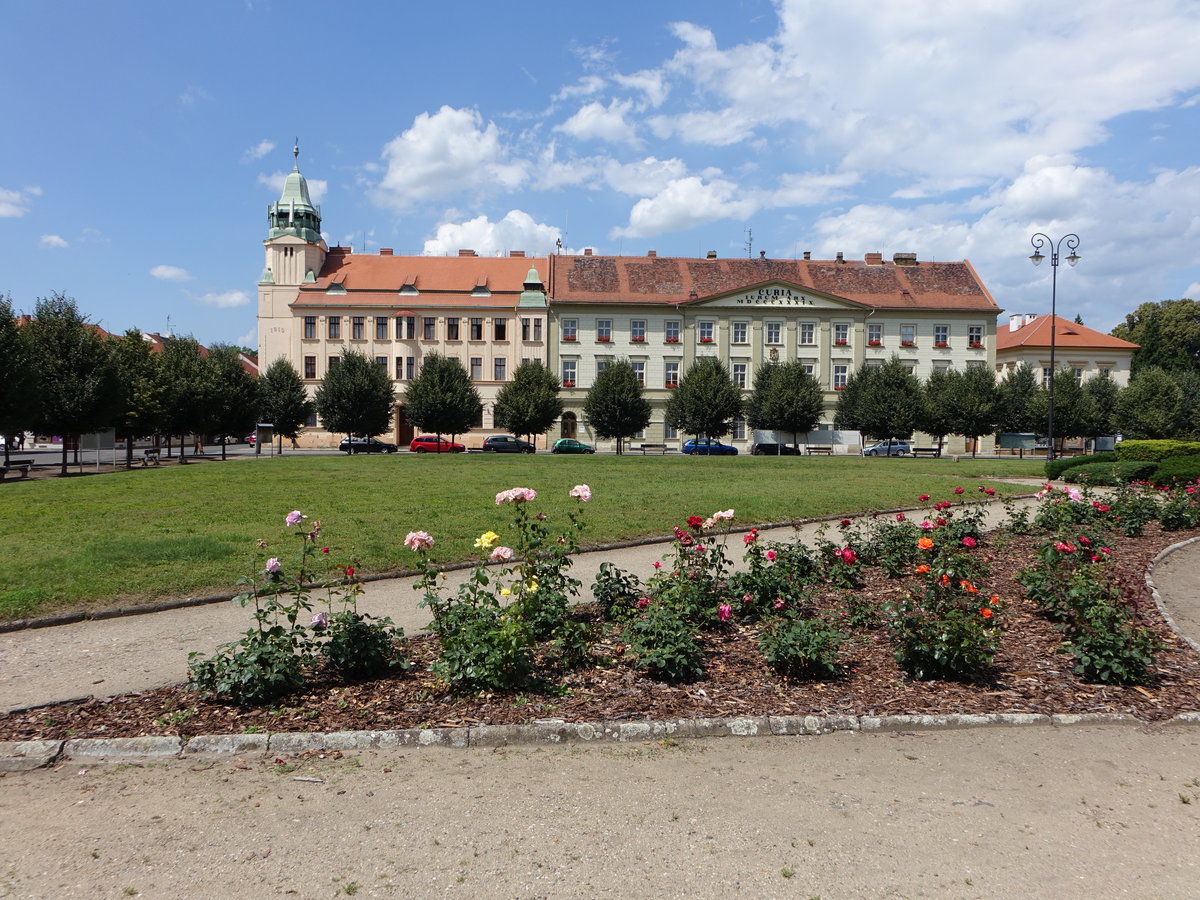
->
[59, 440, 68, 477]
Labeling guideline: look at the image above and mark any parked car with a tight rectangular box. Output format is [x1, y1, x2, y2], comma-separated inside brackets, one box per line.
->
[682, 439, 739, 456]
[245, 432, 257, 446]
[482, 435, 536, 454]
[750, 442, 801, 456]
[338, 436, 398, 454]
[551, 438, 595, 454]
[862, 439, 911, 457]
[409, 434, 465, 453]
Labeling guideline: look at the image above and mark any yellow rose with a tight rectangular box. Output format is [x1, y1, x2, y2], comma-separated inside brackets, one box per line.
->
[474, 531, 500, 550]
[500, 587, 512, 597]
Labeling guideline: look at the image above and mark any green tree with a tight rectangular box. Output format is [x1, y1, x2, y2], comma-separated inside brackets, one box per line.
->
[109, 329, 167, 466]
[995, 363, 1041, 435]
[1175, 370, 1200, 439]
[207, 345, 262, 460]
[402, 353, 480, 442]
[919, 369, 957, 453]
[260, 357, 314, 451]
[1078, 370, 1121, 447]
[24, 293, 121, 475]
[314, 350, 396, 447]
[157, 336, 211, 458]
[664, 357, 743, 443]
[0, 293, 36, 464]
[1115, 367, 1185, 439]
[1111, 298, 1200, 374]
[745, 361, 823, 450]
[583, 360, 651, 454]
[834, 356, 921, 443]
[493, 361, 563, 445]
[1031, 368, 1086, 453]
[945, 366, 999, 457]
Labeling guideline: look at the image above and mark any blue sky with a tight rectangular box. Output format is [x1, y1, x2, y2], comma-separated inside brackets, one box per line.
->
[3, 0, 1199, 349]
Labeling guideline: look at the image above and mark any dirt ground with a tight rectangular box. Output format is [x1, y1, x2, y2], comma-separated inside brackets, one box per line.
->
[2, 724, 1199, 899]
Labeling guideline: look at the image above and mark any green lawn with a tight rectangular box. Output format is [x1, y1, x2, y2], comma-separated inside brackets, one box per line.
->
[0, 454, 1044, 619]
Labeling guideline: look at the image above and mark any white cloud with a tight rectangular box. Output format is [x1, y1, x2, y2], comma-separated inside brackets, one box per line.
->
[422, 210, 563, 258]
[243, 139, 276, 162]
[552, 75, 607, 103]
[258, 171, 328, 204]
[39, 234, 68, 248]
[179, 85, 212, 106]
[611, 176, 757, 238]
[370, 106, 529, 211]
[235, 326, 258, 349]
[556, 99, 640, 146]
[195, 290, 252, 309]
[0, 187, 35, 217]
[770, 171, 861, 206]
[150, 265, 192, 282]
[602, 157, 689, 196]
[613, 69, 669, 108]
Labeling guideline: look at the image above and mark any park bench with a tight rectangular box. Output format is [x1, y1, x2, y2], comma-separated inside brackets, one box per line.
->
[805, 447, 834, 456]
[912, 447, 942, 458]
[636, 443, 671, 455]
[0, 459, 34, 481]
[139, 449, 162, 467]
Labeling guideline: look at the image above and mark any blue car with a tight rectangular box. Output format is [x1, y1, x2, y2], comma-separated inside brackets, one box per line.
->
[682, 439, 739, 456]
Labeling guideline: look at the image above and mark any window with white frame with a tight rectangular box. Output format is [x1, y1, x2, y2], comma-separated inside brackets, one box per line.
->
[664, 361, 679, 387]
[800, 362, 815, 376]
[1072, 367, 1084, 380]
[732, 321, 748, 344]
[630, 319, 646, 342]
[375, 355, 387, 370]
[394, 357, 404, 379]
[404, 316, 416, 339]
[732, 362, 748, 388]
[596, 359, 609, 376]
[901, 324, 916, 346]
[562, 318, 578, 341]
[1042, 366, 1052, 386]
[731, 420, 746, 441]
[934, 325, 949, 347]
[799, 323, 815, 345]
[596, 319, 612, 341]
[968, 325, 983, 347]
[833, 365, 848, 390]
[631, 361, 646, 387]
[867, 323, 882, 345]
[765, 322, 782, 344]
[521, 317, 543, 341]
[665, 320, 681, 342]
[698, 321, 715, 343]
[561, 360, 577, 386]
[833, 323, 849, 345]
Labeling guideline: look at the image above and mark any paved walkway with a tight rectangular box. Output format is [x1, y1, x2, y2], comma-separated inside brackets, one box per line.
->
[2, 494, 1199, 714]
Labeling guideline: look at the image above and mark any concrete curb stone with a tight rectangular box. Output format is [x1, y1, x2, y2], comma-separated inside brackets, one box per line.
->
[1145, 534, 1200, 656]
[7, 711, 1196, 770]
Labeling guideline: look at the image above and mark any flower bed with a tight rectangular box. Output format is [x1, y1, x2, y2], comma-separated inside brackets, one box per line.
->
[4, 481, 1200, 741]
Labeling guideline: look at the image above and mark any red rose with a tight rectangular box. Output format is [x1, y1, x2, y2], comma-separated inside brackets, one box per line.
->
[687, 515, 704, 529]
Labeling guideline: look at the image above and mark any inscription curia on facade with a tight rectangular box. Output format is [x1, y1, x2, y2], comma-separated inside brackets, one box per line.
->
[724, 286, 817, 306]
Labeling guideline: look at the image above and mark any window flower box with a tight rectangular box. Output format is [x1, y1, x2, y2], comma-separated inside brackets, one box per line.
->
[631, 336, 645, 342]
[562, 335, 577, 342]
[699, 336, 713, 344]
[934, 341, 949, 348]
[562, 381, 575, 388]
[596, 336, 611, 342]
[901, 340, 915, 347]
[868, 340, 882, 346]
[834, 385, 844, 391]
[665, 382, 678, 389]
[969, 341, 982, 349]
[835, 339, 848, 346]
[665, 336, 679, 343]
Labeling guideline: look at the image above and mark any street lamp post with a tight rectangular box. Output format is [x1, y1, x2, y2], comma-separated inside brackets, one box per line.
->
[1029, 233, 1080, 462]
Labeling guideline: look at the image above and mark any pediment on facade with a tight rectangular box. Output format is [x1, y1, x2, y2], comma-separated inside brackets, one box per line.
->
[686, 281, 866, 311]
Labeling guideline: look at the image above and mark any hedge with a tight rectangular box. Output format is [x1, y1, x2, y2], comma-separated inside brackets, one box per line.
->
[1115, 440, 1200, 462]
[1060, 460, 1159, 485]
[1151, 454, 1200, 486]
[1045, 452, 1117, 480]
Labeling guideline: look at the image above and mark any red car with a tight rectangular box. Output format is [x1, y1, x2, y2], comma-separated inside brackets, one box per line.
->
[410, 434, 466, 453]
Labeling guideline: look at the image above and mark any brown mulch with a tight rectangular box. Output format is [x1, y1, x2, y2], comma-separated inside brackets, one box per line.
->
[4, 524, 1200, 742]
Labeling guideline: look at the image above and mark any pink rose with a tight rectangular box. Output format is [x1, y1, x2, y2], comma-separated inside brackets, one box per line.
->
[636, 597, 650, 609]
[918, 494, 930, 502]
[310, 612, 328, 629]
[954, 487, 964, 495]
[920, 521, 934, 530]
[489, 546, 514, 562]
[569, 484, 592, 502]
[652, 560, 663, 569]
[717, 603, 732, 622]
[404, 530, 434, 551]
[765, 549, 777, 562]
[896, 513, 906, 522]
[285, 510, 305, 526]
[495, 487, 537, 505]
[962, 537, 977, 548]
[265, 557, 281, 573]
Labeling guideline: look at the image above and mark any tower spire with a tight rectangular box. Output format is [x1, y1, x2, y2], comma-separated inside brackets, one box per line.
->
[266, 140, 322, 243]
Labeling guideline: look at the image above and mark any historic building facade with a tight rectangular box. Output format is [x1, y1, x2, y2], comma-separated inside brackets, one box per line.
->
[996, 313, 1137, 387]
[258, 154, 1004, 452]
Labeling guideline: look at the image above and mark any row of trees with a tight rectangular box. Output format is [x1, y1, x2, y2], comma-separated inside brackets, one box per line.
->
[1, 293, 312, 474]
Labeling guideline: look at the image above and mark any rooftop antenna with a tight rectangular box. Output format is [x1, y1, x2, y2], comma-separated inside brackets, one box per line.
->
[555, 237, 563, 254]
[745, 228, 753, 259]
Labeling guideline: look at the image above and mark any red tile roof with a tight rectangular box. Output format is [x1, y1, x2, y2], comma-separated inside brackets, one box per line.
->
[997, 315, 1138, 351]
[546, 253, 1000, 311]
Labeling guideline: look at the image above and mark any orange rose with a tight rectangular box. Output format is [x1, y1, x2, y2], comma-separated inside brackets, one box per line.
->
[980, 607, 993, 618]
[917, 537, 934, 550]
[916, 564, 931, 574]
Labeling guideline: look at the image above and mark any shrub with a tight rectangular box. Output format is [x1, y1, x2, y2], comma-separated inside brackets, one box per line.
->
[1062, 596, 1162, 685]
[888, 596, 999, 681]
[591, 561, 645, 621]
[1060, 460, 1158, 485]
[432, 601, 533, 691]
[1045, 452, 1116, 480]
[1158, 483, 1200, 531]
[758, 614, 845, 678]
[189, 627, 306, 707]
[622, 601, 705, 683]
[1152, 455, 1200, 487]
[1115, 439, 1200, 462]
[320, 612, 407, 680]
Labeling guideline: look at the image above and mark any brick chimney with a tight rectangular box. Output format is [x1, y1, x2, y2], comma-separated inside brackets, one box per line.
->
[457, 249, 477, 257]
[647, 250, 657, 258]
[864, 252, 883, 265]
[893, 252, 917, 266]
[379, 248, 393, 256]
[583, 248, 593, 256]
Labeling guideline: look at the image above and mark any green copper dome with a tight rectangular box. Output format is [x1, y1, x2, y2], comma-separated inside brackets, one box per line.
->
[267, 142, 322, 243]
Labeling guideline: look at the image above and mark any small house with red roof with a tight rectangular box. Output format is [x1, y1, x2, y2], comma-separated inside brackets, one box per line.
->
[996, 313, 1138, 387]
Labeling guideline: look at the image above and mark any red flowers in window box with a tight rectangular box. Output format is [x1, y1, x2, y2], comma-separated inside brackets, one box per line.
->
[562, 381, 575, 388]
[934, 341, 949, 348]
[868, 339, 882, 346]
[562, 335, 577, 342]
[901, 340, 915, 347]
[835, 339, 848, 345]
[665, 382, 678, 389]
[699, 336, 713, 343]
[665, 336, 679, 343]
[834, 385, 844, 391]
[631, 336, 645, 342]
[596, 336, 611, 342]
[969, 341, 983, 349]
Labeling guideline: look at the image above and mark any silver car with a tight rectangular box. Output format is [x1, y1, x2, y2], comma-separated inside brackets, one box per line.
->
[862, 440, 911, 457]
